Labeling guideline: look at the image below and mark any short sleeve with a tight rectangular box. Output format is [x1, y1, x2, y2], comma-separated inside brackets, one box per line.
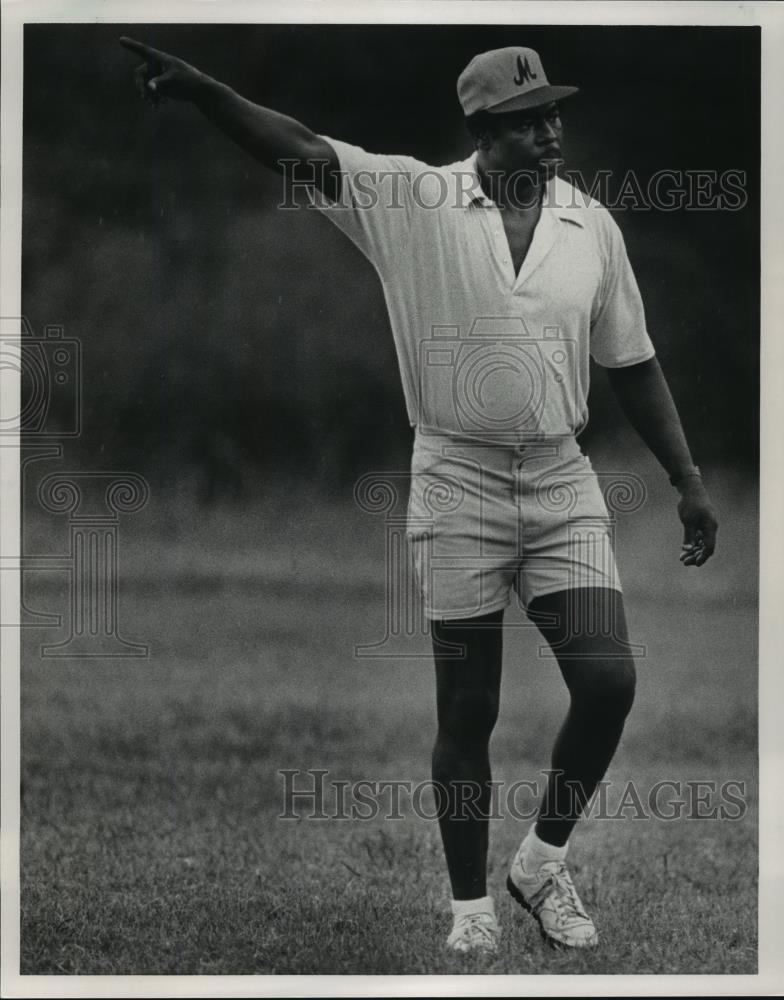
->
[589, 214, 656, 367]
[308, 135, 421, 275]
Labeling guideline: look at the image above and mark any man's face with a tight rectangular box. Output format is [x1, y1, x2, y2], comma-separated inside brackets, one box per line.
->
[480, 102, 564, 183]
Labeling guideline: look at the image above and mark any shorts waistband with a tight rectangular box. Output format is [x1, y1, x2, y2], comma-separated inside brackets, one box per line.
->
[412, 426, 583, 472]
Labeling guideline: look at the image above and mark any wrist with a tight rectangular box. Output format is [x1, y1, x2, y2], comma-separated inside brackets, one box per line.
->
[670, 465, 704, 493]
[191, 72, 223, 106]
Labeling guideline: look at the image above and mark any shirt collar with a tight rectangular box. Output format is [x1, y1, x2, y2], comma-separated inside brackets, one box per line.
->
[453, 154, 494, 208]
[453, 153, 585, 227]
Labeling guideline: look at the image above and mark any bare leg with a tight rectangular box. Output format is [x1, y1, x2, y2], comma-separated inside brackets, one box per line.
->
[527, 587, 636, 846]
[431, 609, 504, 900]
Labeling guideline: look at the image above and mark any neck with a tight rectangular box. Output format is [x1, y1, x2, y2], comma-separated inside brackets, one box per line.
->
[476, 159, 543, 211]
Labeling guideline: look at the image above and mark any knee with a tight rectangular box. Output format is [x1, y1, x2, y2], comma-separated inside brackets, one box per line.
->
[611, 659, 637, 719]
[569, 658, 636, 723]
[436, 689, 499, 748]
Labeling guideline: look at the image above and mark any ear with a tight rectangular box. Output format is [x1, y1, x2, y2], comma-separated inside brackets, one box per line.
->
[474, 129, 492, 152]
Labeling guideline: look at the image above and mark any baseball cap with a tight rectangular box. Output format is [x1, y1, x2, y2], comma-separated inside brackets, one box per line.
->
[457, 47, 578, 116]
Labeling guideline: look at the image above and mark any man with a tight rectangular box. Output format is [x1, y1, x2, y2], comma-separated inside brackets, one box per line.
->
[121, 38, 718, 954]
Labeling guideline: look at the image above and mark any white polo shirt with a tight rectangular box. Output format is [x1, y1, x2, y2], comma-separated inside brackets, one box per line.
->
[311, 136, 655, 442]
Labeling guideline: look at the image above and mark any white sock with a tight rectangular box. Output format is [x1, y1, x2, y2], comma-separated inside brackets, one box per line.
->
[451, 895, 495, 919]
[517, 826, 568, 870]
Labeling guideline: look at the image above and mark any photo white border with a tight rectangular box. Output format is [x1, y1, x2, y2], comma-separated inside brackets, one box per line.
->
[2, 1, 782, 996]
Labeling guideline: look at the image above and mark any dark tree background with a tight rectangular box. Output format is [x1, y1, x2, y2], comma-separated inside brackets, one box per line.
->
[22, 24, 759, 499]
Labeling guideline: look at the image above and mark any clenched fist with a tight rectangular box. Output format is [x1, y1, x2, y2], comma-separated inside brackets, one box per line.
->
[119, 37, 207, 106]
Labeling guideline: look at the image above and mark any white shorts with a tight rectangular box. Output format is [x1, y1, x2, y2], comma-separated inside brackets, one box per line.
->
[406, 430, 622, 620]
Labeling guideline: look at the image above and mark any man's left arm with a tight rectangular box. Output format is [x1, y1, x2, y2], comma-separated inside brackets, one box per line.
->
[605, 356, 718, 567]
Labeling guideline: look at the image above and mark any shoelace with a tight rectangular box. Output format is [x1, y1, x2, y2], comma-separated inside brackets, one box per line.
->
[457, 912, 497, 944]
[543, 863, 590, 928]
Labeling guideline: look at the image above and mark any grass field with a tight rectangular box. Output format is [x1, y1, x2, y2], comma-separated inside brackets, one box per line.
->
[19, 455, 758, 975]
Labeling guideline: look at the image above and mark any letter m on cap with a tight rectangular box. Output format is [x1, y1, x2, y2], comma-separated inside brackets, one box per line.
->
[513, 54, 538, 86]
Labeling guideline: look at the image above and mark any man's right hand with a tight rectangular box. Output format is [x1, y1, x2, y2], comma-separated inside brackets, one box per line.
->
[118, 35, 340, 195]
[119, 37, 207, 105]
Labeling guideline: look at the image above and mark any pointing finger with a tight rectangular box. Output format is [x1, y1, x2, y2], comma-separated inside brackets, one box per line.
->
[119, 36, 168, 62]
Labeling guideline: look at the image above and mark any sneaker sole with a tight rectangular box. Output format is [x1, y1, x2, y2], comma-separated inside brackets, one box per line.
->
[447, 941, 499, 955]
[505, 875, 597, 950]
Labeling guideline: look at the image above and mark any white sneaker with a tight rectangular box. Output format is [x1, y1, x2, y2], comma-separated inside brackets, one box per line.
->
[446, 910, 501, 954]
[507, 855, 598, 949]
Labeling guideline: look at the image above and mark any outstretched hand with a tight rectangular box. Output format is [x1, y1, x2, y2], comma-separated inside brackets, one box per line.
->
[119, 37, 206, 105]
[677, 483, 718, 567]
